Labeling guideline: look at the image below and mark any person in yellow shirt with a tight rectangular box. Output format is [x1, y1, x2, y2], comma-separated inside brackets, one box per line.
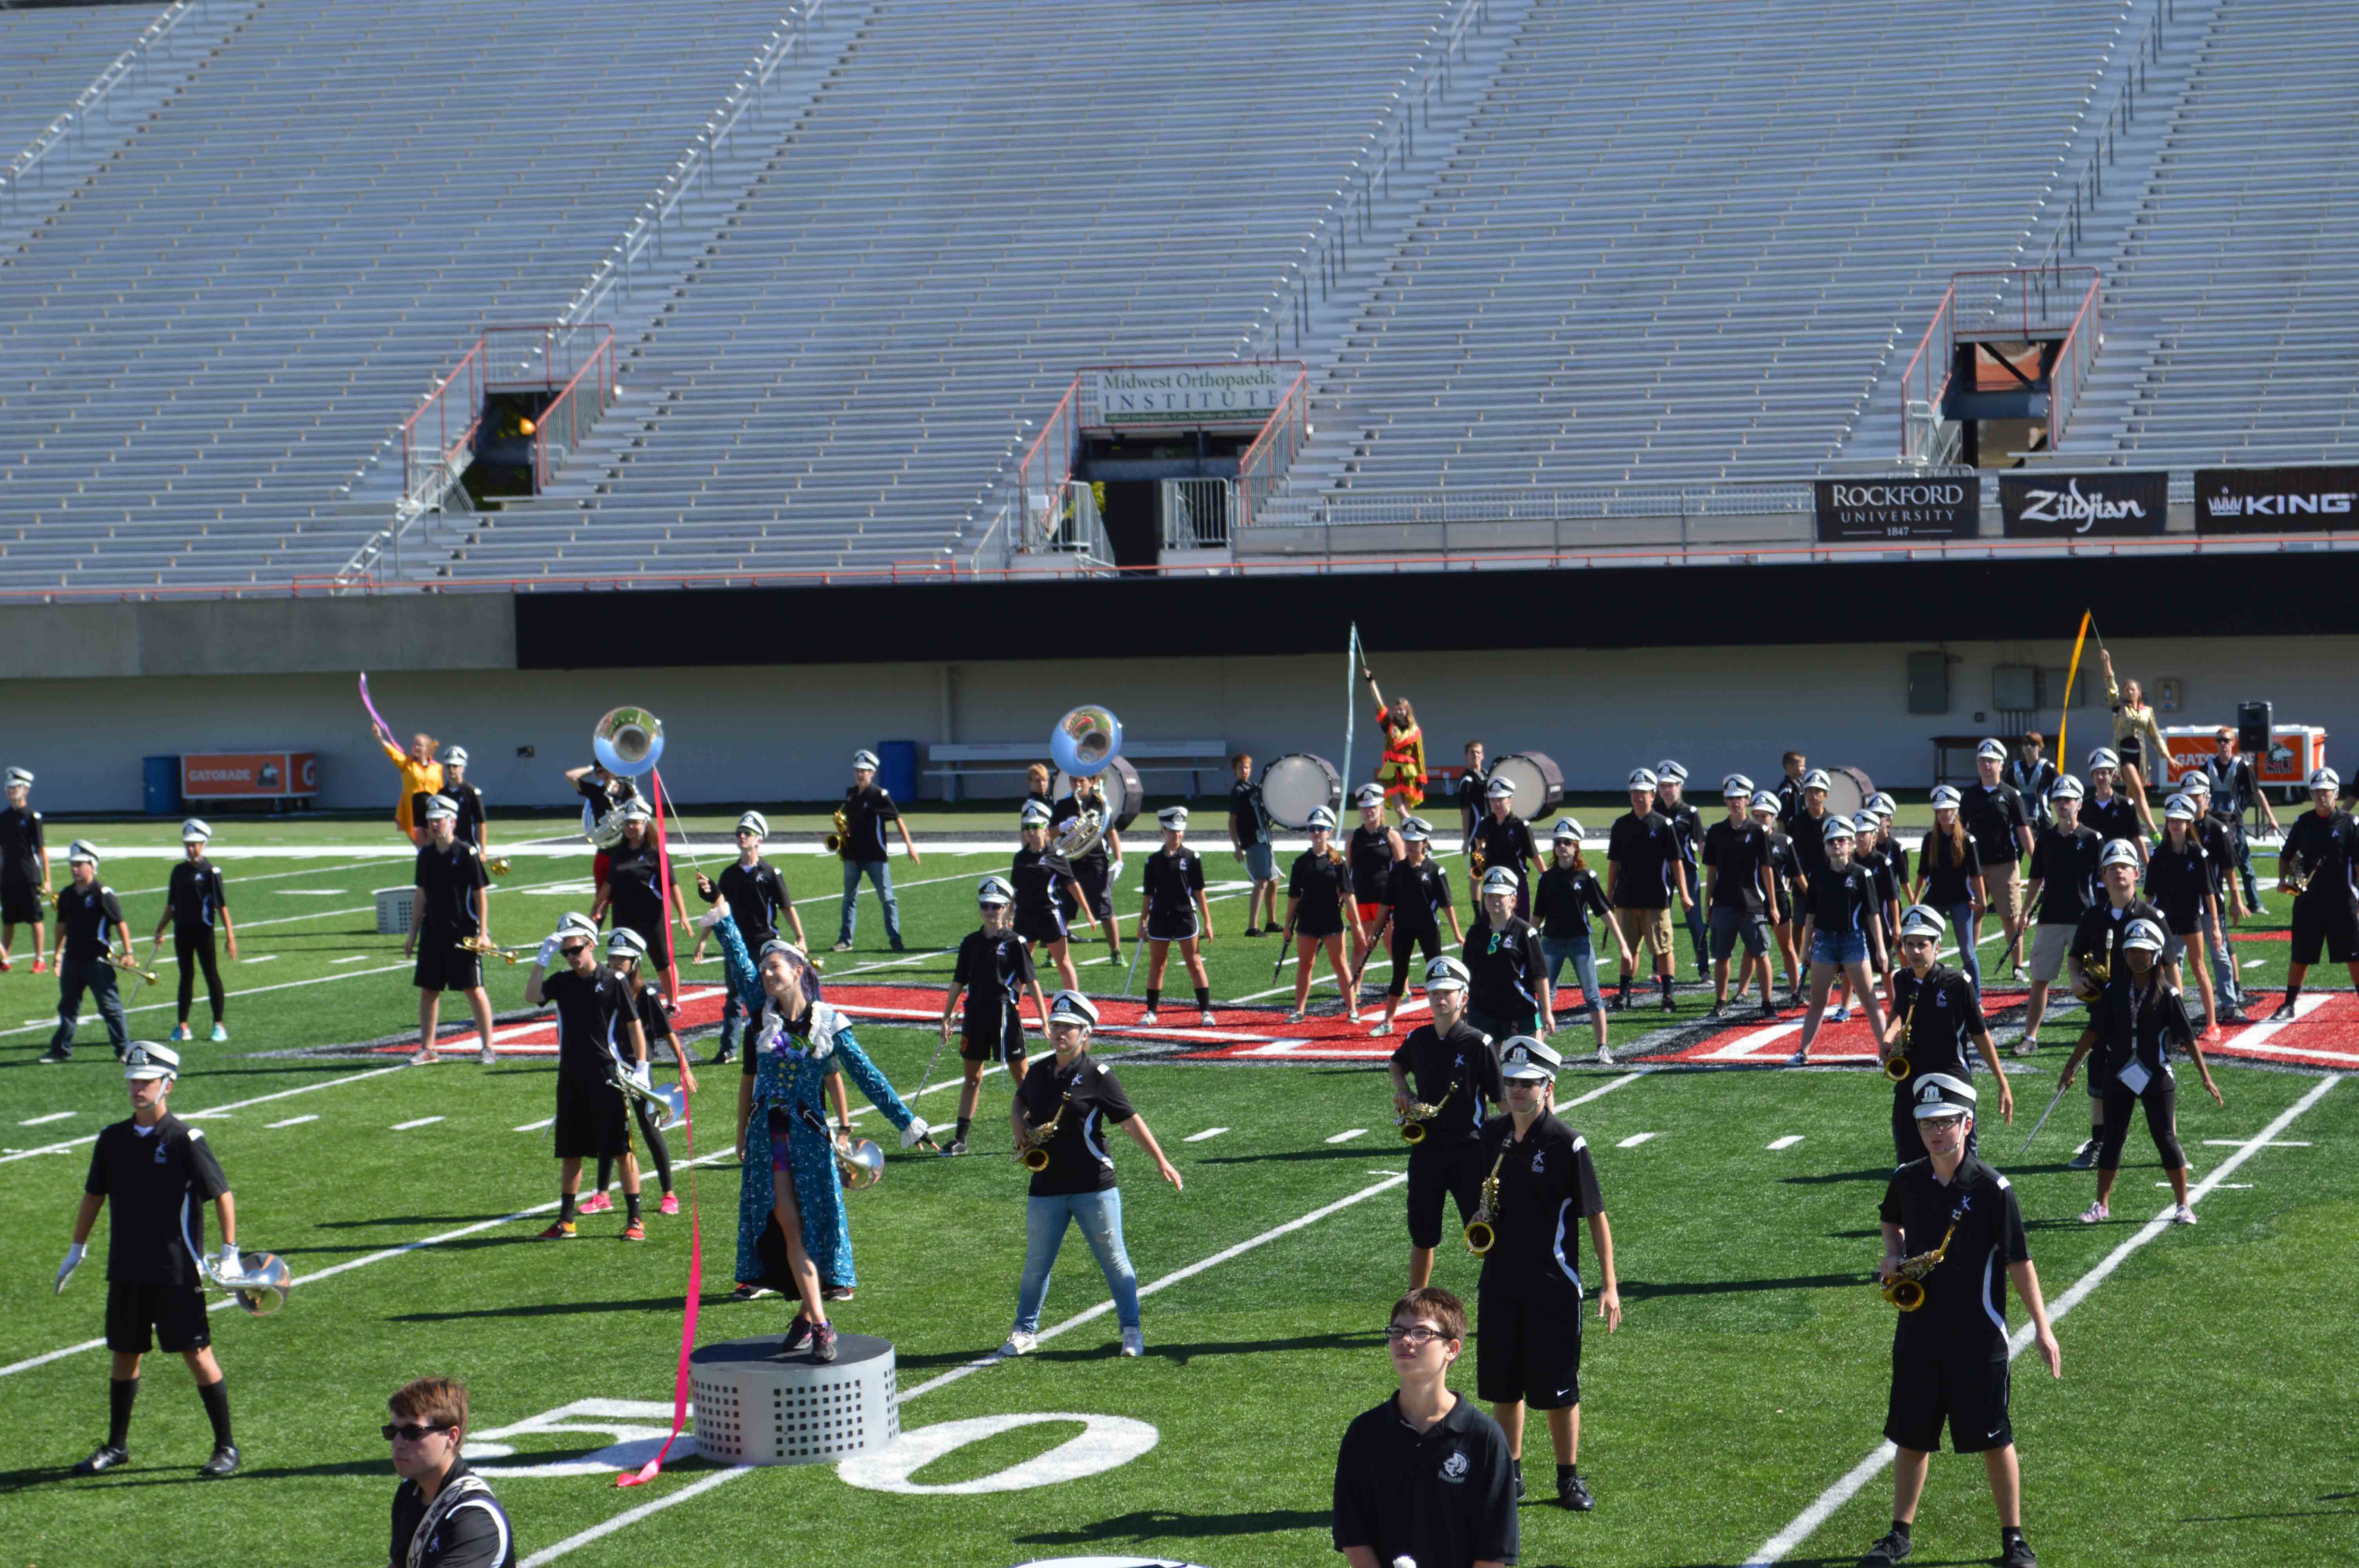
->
[376, 728, 443, 845]
[1363, 664, 1427, 824]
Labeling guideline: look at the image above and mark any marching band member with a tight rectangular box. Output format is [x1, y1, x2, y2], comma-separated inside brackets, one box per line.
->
[525, 924, 649, 1240]
[999, 991, 1181, 1360]
[1653, 760, 1709, 981]
[58, 1041, 243, 1477]
[1753, 789, 1807, 1004]
[403, 797, 499, 1068]
[2179, 771, 2249, 1024]
[1533, 818, 1624, 1061]
[2081, 749, 2150, 860]
[1861, 1074, 2058, 1568]
[2017, 777, 2102, 1055]
[587, 928, 697, 1220]
[438, 746, 488, 855]
[2059, 917, 2223, 1227]
[1912, 787, 1988, 997]
[1227, 753, 1281, 937]
[1463, 866, 1552, 1044]
[563, 760, 636, 900]
[384, 1377, 515, 1568]
[1371, 816, 1463, 1036]
[1783, 768, 1836, 999]
[1870, 793, 1910, 907]
[377, 727, 443, 846]
[1775, 750, 1808, 829]
[38, 840, 133, 1065]
[1474, 1037, 1620, 1512]
[1013, 800, 1088, 995]
[1054, 771, 1123, 964]
[1469, 774, 1543, 921]
[1388, 956, 1505, 1289]
[156, 818, 236, 1044]
[695, 811, 805, 1063]
[1023, 762, 1056, 816]
[1346, 784, 1404, 979]
[2203, 726, 2278, 914]
[1455, 740, 1489, 858]
[1137, 805, 1216, 1028]
[835, 748, 921, 953]
[1607, 768, 1689, 1013]
[1961, 740, 2036, 978]
[1286, 806, 1363, 1024]
[2098, 650, 2171, 815]
[1852, 810, 1898, 993]
[940, 877, 1045, 1156]
[1788, 817, 1887, 1065]
[2272, 766, 2359, 1021]
[2004, 733, 2059, 836]
[2064, 840, 2166, 1169]
[1362, 664, 1427, 823]
[716, 909, 927, 1359]
[1, 765, 51, 973]
[2148, 796, 2224, 1036]
[1880, 908, 2011, 1163]
[1704, 777, 1779, 1020]
[1332, 1287, 1517, 1568]
[591, 801, 688, 1010]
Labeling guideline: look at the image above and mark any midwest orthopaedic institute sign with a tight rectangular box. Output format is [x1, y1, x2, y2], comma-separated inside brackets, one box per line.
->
[1812, 477, 1981, 541]
[1078, 364, 1287, 432]
[2196, 465, 2359, 534]
[1999, 471, 2168, 537]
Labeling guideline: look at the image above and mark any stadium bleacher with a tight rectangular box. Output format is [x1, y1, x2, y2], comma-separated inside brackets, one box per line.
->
[0, 3, 149, 165]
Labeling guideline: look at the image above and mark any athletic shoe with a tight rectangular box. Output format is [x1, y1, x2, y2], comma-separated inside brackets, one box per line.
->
[1706, 1002, 1726, 1020]
[1345, 1010, 1363, 1025]
[478, 1045, 497, 1065]
[811, 1321, 839, 1363]
[709, 1045, 736, 1066]
[2012, 1035, 2040, 1057]
[727, 1284, 770, 1303]
[38, 1047, 70, 1064]
[1119, 1326, 1144, 1357]
[1284, 1009, 1305, 1024]
[0, 956, 10, 971]
[2221, 1005, 2250, 1025]
[2067, 1141, 2099, 1170]
[409, 1047, 436, 1066]
[1242, 925, 1259, 938]
[210, 1024, 229, 1043]
[169, 1025, 193, 1042]
[1999, 1535, 2038, 1568]
[1368, 1022, 1393, 1036]
[621, 1220, 646, 1241]
[198, 1445, 241, 1478]
[1660, 990, 1676, 1012]
[578, 1192, 614, 1215]
[998, 1328, 1037, 1358]
[1828, 1005, 1851, 1024]
[1556, 1472, 1595, 1512]
[778, 1316, 814, 1355]
[1513, 1470, 1525, 1503]
[73, 1444, 129, 1475]
[1759, 1000, 1778, 1019]
[822, 1285, 856, 1302]
[1198, 1009, 1217, 1027]
[2078, 1201, 2109, 1224]
[889, 941, 907, 954]
[1138, 1010, 1160, 1027]
[1610, 992, 1631, 1012]
[537, 1221, 576, 1240]
[658, 1194, 680, 1216]
[32, 958, 47, 973]
[1596, 1046, 1614, 1065]
[1856, 1529, 1912, 1566]
[832, 940, 853, 953]
[2267, 1000, 2297, 1022]
[1787, 1049, 1808, 1067]
[941, 1136, 969, 1156]
[2172, 1203, 2198, 1225]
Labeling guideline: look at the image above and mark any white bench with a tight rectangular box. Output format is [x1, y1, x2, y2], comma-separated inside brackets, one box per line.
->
[927, 740, 1230, 800]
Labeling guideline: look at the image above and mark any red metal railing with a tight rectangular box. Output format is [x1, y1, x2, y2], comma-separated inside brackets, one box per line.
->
[1236, 365, 1311, 528]
[400, 339, 487, 508]
[2047, 272, 2104, 450]
[1900, 267, 2101, 462]
[523, 328, 616, 491]
[1897, 283, 1956, 465]
[1011, 378, 1080, 552]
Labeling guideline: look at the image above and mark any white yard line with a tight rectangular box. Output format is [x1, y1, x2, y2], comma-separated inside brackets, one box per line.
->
[119, 857, 386, 897]
[1184, 1127, 1229, 1142]
[1563, 1070, 1652, 1108]
[19, 1111, 76, 1125]
[1741, 1073, 2344, 1566]
[1616, 1131, 1659, 1147]
[1768, 1134, 1805, 1151]
[331, 955, 371, 965]
[0, 1063, 409, 1167]
[267, 1115, 318, 1129]
[514, 1116, 556, 1133]
[1325, 1128, 1368, 1143]
[1, 962, 414, 1042]
[1707, 1020, 1803, 1060]
[393, 1116, 445, 1131]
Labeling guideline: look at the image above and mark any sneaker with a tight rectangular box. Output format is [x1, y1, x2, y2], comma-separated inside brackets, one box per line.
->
[1610, 992, 1631, 1012]
[822, 1285, 855, 1302]
[658, 1193, 680, 1216]
[2067, 1141, 2099, 1171]
[1284, 1009, 1305, 1024]
[778, 1316, 814, 1356]
[1513, 1470, 1525, 1503]
[1787, 1049, 1808, 1067]
[1759, 1000, 1778, 1020]
[1138, 1009, 1160, 1027]
[38, 1047, 70, 1064]
[998, 1328, 1037, 1358]
[0, 955, 9, 971]
[578, 1192, 614, 1215]
[832, 940, 854, 953]
[2267, 1000, 2297, 1022]
[1557, 1471, 1595, 1512]
[2221, 1005, 2250, 1025]
[1198, 1009, 1217, 1027]
[1368, 1022, 1393, 1036]
[1596, 1045, 1614, 1065]
[478, 1045, 498, 1065]
[888, 941, 907, 954]
[1828, 1005, 1851, 1024]
[727, 1283, 771, 1303]
[2078, 1200, 2109, 1223]
[1999, 1534, 2038, 1568]
[1243, 925, 1261, 938]
[537, 1221, 576, 1240]
[169, 1024, 193, 1042]
[1660, 990, 1677, 1012]
[2172, 1203, 2198, 1225]
[811, 1321, 839, 1363]
[1706, 1002, 1726, 1020]
[73, 1443, 129, 1475]
[197, 1445, 241, 1478]
[409, 1047, 436, 1066]
[1119, 1326, 1144, 1357]
[2012, 1035, 2040, 1057]
[1345, 1010, 1363, 1025]
[1857, 1528, 1913, 1566]
[621, 1219, 646, 1241]
[209, 1024, 229, 1043]
[33, 958, 47, 973]
[940, 1136, 969, 1156]
[709, 1045, 736, 1066]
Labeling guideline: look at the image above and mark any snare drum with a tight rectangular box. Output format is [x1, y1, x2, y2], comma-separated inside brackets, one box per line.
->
[1823, 766, 1877, 820]
[1485, 752, 1565, 819]
[1259, 753, 1344, 830]
[1055, 755, 1143, 831]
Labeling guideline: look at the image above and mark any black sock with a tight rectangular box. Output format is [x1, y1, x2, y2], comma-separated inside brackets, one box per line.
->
[955, 1116, 971, 1142]
[626, 1191, 643, 1223]
[198, 1377, 233, 1450]
[560, 1191, 577, 1223]
[2000, 1526, 2025, 1546]
[2285, 978, 2303, 1007]
[108, 1376, 138, 1449]
[1557, 1461, 1578, 1485]
[1194, 986, 1211, 1010]
[1891, 1519, 1912, 1542]
[1144, 988, 1160, 1010]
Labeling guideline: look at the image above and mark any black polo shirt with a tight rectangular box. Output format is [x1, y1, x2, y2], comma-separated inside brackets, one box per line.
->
[56, 880, 125, 960]
[1052, 789, 1111, 872]
[2070, 897, 2166, 975]
[1456, 773, 1488, 844]
[1805, 861, 1881, 937]
[1471, 812, 1538, 887]
[1009, 845, 1071, 922]
[165, 857, 229, 936]
[1703, 818, 1774, 913]
[0, 803, 42, 884]
[953, 928, 1035, 1021]
[1656, 796, 1703, 869]
[2145, 839, 2213, 933]
[602, 839, 672, 942]
[1139, 846, 1205, 920]
[1917, 830, 1979, 908]
[389, 1461, 517, 1568]
[413, 841, 487, 936]
[86, 1113, 228, 1287]
[2195, 815, 2237, 898]
[2280, 809, 2358, 910]
[1289, 849, 1353, 927]
[2082, 792, 2143, 849]
[443, 781, 487, 850]
[1333, 1392, 1518, 1568]
[1349, 824, 1398, 907]
[1228, 779, 1267, 847]
[1889, 964, 1985, 1082]
[1016, 1050, 1134, 1196]
[2027, 825, 2103, 925]
[842, 783, 899, 863]
[1388, 1019, 1503, 1152]
[1788, 808, 1833, 887]
[1532, 863, 1609, 940]
[1476, 1111, 1605, 1294]
[538, 966, 631, 1083]
[1961, 781, 2029, 867]
[1880, 1156, 2030, 1361]
[1461, 915, 1546, 1024]
[2085, 975, 2194, 1088]
[1385, 857, 1455, 939]
[1607, 809, 1679, 909]
[1764, 827, 1800, 908]
[708, 859, 791, 948]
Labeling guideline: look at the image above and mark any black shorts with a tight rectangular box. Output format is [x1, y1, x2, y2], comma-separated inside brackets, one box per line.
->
[413, 934, 483, 993]
[105, 1281, 211, 1354]
[1465, 1006, 1536, 1044]
[960, 1000, 1027, 1065]
[2288, 897, 2358, 967]
[1293, 907, 1345, 940]
[1143, 906, 1200, 944]
[1405, 1142, 1488, 1250]
[1013, 906, 1069, 947]
[1384, 924, 1445, 998]
[1058, 863, 1114, 923]
[1475, 1276, 1583, 1409]
[1, 880, 40, 924]
[553, 1071, 633, 1159]
[1885, 1352, 2012, 1454]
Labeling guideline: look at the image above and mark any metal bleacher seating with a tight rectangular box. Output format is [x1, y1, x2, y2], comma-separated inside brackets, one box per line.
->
[0, 5, 148, 164]
[0, 0, 799, 594]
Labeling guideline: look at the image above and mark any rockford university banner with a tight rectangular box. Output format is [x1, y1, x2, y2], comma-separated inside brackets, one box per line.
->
[2195, 465, 2359, 534]
[1812, 476, 1981, 541]
[1999, 471, 2168, 537]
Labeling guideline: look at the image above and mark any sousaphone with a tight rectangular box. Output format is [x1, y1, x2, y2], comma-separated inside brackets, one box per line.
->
[586, 706, 665, 848]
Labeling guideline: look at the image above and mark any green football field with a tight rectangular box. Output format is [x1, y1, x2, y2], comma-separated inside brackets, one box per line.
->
[2, 810, 2354, 1568]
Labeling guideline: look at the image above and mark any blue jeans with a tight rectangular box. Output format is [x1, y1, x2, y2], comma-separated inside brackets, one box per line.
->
[1946, 901, 1982, 994]
[1540, 936, 1602, 1011]
[1677, 863, 1708, 966]
[838, 858, 901, 946]
[2202, 903, 2241, 1008]
[1015, 1187, 1140, 1333]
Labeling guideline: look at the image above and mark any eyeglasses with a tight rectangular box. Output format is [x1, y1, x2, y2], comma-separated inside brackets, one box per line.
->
[1920, 1117, 1968, 1135]
[382, 1422, 453, 1444]
[1384, 1324, 1451, 1345]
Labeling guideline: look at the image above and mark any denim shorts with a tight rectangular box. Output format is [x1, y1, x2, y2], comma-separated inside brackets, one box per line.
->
[1243, 842, 1276, 883]
[1810, 929, 1868, 967]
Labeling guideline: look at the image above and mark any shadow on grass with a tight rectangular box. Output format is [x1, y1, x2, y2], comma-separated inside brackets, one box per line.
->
[313, 1215, 518, 1230]
[1621, 1272, 1862, 1301]
[1197, 1145, 1403, 1165]
[892, 1328, 1385, 1372]
[7, 1455, 391, 1491]
[1780, 1167, 1904, 1185]
[1015, 1507, 1330, 1547]
[389, 1296, 683, 1323]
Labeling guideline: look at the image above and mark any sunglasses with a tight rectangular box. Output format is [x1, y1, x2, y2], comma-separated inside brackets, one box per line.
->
[560, 943, 591, 958]
[382, 1422, 453, 1444]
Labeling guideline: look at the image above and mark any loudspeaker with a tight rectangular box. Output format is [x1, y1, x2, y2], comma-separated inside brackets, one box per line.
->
[2238, 701, 2272, 756]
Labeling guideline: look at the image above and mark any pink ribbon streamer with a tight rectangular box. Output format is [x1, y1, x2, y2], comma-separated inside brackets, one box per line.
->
[357, 671, 397, 744]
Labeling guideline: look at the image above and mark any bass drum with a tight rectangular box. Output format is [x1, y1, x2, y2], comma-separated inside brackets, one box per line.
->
[1486, 752, 1565, 820]
[1054, 755, 1143, 831]
[1823, 766, 1876, 820]
[1258, 753, 1343, 830]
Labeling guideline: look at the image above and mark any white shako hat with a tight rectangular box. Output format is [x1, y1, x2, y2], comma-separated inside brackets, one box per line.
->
[123, 1040, 180, 1082]
[1399, 816, 1432, 843]
[2049, 775, 2085, 801]
[976, 875, 1014, 906]
[1498, 1036, 1563, 1081]
[1976, 738, 2006, 762]
[1045, 990, 1099, 1029]
[1627, 767, 1659, 791]
[1485, 775, 1516, 800]
[1480, 866, 1521, 898]
[1421, 955, 1470, 993]
[1158, 804, 1190, 828]
[1911, 1073, 1977, 1120]
[2100, 838, 2141, 870]
[738, 810, 770, 839]
[423, 795, 459, 822]
[852, 750, 880, 771]
[1899, 904, 1947, 942]
[1722, 773, 1754, 797]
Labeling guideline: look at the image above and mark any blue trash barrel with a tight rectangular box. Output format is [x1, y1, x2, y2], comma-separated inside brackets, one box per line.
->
[143, 756, 182, 816]
[875, 740, 918, 803]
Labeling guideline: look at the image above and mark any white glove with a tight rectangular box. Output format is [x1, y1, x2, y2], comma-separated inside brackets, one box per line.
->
[696, 897, 731, 931]
[536, 935, 561, 969]
[214, 1244, 241, 1282]
[900, 1116, 932, 1150]
[1107, 858, 1125, 886]
[55, 1242, 86, 1295]
[629, 1061, 653, 1089]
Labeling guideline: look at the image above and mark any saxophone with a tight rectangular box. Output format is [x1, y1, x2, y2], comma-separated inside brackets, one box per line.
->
[2284, 851, 2314, 894]
[1018, 1091, 1074, 1172]
[1885, 987, 1921, 1082]
[825, 807, 851, 860]
[1881, 1220, 1958, 1312]
[1396, 1079, 1457, 1144]
[1463, 1143, 1510, 1254]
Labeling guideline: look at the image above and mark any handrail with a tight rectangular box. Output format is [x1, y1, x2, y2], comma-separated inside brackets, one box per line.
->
[1897, 284, 1957, 465]
[0, 0, 217, 214]
[1236, 367, 1312, 528]
[2030, 0, 2174, 275]
[2047, 274, 2105, 449]
[1898, 266, 2101, 461]
[528, 329, 617, 491]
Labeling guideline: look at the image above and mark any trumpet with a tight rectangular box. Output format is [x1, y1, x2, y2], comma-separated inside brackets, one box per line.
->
[460, 935, 524, 965]
[1017, 1091, 1073, 1172]
[1880, 1221, 1957, 1312]
[1463, 1145, 1508, 1255]
[825, 807, 851, 859]
[486, 857, 513, 878]
[110, 954, 159, 984]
